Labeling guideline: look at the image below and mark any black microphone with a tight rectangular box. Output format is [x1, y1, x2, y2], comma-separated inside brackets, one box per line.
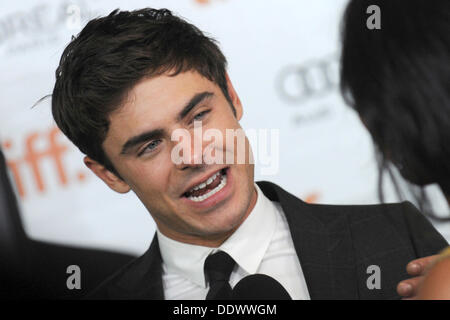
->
[232, 274, 292, 300]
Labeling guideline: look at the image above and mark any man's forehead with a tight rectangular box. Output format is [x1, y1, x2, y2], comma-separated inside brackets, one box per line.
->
[115, 71, 216, 117]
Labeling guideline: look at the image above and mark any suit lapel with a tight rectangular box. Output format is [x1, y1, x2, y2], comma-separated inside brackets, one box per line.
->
[109, 234, 164, 299]
[257, 181, 359, 299]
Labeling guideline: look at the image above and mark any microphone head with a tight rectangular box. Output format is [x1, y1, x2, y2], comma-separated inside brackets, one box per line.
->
[232, 274, 292, 300]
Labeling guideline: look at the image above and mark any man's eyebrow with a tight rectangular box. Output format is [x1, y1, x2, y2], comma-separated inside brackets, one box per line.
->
[119, 92, 213, 155]
[177, 91, 214, 121]
[120, 129, 164, 155]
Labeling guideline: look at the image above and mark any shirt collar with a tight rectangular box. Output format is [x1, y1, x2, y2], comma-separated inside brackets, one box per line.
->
[157, 183, 278, 288]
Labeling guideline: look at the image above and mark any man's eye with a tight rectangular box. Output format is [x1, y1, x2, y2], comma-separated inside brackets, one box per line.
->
[193, 110, 210, 122]
[139, 140, 161, 156]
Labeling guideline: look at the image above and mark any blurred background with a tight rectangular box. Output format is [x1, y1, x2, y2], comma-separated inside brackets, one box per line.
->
[0, 0, 448, 298]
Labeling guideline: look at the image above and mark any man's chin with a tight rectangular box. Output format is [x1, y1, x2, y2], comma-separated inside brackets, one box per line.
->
[188, 222, 242, 245]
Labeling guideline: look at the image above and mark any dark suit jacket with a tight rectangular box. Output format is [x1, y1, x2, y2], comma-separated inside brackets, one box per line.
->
[88, 181, 448, 300]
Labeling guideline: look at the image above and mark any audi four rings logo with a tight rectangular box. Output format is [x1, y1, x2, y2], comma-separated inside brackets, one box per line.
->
[276, 54, 339, 104]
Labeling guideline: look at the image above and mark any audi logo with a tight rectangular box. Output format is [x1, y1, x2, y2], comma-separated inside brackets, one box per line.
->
[276, 54, 339, 104]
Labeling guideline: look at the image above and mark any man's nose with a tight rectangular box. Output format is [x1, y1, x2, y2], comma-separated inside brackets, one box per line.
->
[173, 132, 206, 171]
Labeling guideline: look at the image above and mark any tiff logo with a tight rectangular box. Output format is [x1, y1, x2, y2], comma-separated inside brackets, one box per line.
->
[3, 127, 87, 198]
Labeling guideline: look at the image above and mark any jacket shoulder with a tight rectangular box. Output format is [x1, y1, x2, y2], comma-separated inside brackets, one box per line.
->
[306, 200, 448, 257]
[85, 236, 163, 300]
[85, 253, 148, 299]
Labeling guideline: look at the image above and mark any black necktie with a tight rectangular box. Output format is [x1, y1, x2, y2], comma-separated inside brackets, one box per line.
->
[204, 251, 235, 300]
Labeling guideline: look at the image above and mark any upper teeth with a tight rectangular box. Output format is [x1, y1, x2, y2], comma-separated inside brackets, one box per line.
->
[188, 174, 227, 202]
[191, 172, 220, 191]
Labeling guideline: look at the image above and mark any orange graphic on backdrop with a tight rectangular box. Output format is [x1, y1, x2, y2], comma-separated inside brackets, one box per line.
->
[3, 127, 85, 198]
[304, 192, 320, 204]
[195, 0, 226, 5]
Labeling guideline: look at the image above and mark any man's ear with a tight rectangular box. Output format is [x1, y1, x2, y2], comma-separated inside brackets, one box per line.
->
[225, 73, 243, 121]
[83, 156, 131, 193]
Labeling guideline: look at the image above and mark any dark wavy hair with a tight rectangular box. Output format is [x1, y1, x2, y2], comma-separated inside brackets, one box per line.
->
[340, 0, 450, 220]
[51, 8, 234, 176]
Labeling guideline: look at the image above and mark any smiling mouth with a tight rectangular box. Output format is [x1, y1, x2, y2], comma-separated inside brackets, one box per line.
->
[182, 168, 228, 202]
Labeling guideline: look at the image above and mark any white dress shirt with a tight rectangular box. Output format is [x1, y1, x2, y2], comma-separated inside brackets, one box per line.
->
[157, 184, 310, 300]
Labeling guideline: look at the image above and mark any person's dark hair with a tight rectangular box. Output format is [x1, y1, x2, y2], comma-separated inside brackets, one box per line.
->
[52, 8, 234, 176]
[340, 0, 450, 220]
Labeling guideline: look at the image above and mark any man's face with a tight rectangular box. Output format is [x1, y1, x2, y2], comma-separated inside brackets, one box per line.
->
[98, 71, 256, 246]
